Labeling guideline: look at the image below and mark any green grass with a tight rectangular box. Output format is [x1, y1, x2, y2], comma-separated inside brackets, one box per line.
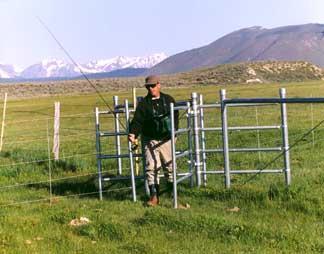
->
[0, 81, 324, 253]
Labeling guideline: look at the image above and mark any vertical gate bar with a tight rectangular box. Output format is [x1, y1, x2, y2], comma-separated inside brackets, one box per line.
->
[220, 90, 231, 189]
[95, 107, 103, 200]
[192, 93, 201, 187]
[125, 100, 137, 202]
[199, 94, 207, 186]
[170, 103, 178, 208]
[255, 106, 262, 161]
[113, 96, 122, 175]
[141, 137, 150, 197]
[280, 88, 291, 186]
[187, 101, 194, 187]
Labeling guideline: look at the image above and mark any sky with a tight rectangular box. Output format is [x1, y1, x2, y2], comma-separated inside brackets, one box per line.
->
[1, 0, 324, 69]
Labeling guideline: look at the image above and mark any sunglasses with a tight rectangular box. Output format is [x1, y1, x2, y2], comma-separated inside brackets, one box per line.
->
[145, 84, 157, 89]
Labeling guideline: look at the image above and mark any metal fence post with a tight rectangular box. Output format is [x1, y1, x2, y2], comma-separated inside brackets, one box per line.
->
[95, 107, 103, 200]
[220, 89, 231, 188]
[280, 88, 291, 186]
[187, 101, 194, 187]
[113, 96, 122, 175]
[170, 102, 178, 208]
[192, 93, 201, 187]
[125, 100, 137, 202]
[199, 94, 207, 186]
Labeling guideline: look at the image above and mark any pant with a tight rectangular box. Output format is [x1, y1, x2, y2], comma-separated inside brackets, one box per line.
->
[144, 138, 175, 186]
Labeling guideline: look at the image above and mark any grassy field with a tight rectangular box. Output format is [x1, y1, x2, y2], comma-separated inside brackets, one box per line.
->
[0, 80, 323, 253]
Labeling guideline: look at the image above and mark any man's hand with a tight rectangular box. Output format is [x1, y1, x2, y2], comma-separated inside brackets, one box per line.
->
[128, 133, 136, 143]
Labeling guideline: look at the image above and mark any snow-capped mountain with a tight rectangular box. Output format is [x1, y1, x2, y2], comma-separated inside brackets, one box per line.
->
[85, 53, 168, 72]
[1, 53, 167, 79]
[20, 59, 79, 79]
[0, 63, 20, 79]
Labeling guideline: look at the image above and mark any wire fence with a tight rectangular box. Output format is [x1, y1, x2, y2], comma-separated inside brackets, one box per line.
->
[1, 94, 324, 208]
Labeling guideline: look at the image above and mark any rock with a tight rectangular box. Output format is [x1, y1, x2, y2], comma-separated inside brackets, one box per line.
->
[25, 240, 32, 245]
[178, 203, 191, 209]
[226, 206, 240, 212]
[69, 217, 90, 226]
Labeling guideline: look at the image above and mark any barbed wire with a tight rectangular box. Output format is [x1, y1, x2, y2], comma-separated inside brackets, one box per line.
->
[0, 152, 96, 168]
[2, 95, 324, 210]
[0, 170, 110, 190]
[0, 187, 132, 208]
[4, 112, 94, 125]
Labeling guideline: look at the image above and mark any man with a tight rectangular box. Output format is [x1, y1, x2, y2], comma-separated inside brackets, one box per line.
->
[128, 75, 179, 206]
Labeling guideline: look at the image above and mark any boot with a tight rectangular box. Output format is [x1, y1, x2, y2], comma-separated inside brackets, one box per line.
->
[147, 184, 159, 207]
[166, 181, 173, 198]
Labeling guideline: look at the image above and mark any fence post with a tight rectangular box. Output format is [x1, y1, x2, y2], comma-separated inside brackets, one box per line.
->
[187, 101, 194, 187]
[0, 93, 8, 152]
[95, 107, 103, 200]
[255, 106, 262, 161]
[125, 100, 137, 202]
[192, 93, 201, 187]
[113, 96, 122, 175]
[199, 94, 207, 186]
[280, 88, 291, 186]
[53, 102, 60, 161]
[220, 89, 231, 188]
[170, 102, 178, 208]
[132, 88, 141, 176]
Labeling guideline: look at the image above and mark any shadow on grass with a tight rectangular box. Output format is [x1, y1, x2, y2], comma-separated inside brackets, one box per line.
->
[27, 172, 147, 202]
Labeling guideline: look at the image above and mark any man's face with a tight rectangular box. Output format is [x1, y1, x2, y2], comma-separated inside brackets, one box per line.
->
[146, 82, 161, 98]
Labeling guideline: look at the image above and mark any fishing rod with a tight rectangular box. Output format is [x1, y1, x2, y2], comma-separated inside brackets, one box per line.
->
[36, 16, 127, 130]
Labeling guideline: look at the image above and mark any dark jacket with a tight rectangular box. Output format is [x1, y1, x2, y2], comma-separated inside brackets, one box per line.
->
[129, 92, 179, 140]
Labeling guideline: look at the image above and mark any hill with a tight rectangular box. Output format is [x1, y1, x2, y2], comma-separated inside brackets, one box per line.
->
[164, 61, 324, 87]
[148, 24, 324, 74]
[0, 61, 323, 99]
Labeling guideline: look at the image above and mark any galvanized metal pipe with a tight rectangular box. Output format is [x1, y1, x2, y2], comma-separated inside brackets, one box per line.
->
[228, 126, 281, 131]
[225, 97, 324, 104]
[113, 96, 122, 175]
[170, 103, 178, 208]
[95, 107, 103, 200]
[200, 103, 221, 109]
[176, 173, 194, 184]
[220, 90, 231, 189]
[280, 88, 291, 186]
[104, 176, 144, 181]
[192, 93, 202, 187]
[229, 147, 282, 152]
[187, 101, 194, 188]
[201, 169, 283, 174]
[99, 153, 143, 159]
[202, 147, 282, 153]
[175, 150, 190, 159]
[174, 105, 190, 110]
[125, 100, 137, 202]
[100, 131, 128, 137]
[175, 128, 190, 134]
[199, 94, 207, 186]
[200, 125, 281, 132]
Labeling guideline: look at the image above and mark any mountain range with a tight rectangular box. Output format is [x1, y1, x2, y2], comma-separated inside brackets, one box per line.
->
[149, 23, 324, 74]
[0, 53, 167, 79]
[2, 23, 324, 80]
